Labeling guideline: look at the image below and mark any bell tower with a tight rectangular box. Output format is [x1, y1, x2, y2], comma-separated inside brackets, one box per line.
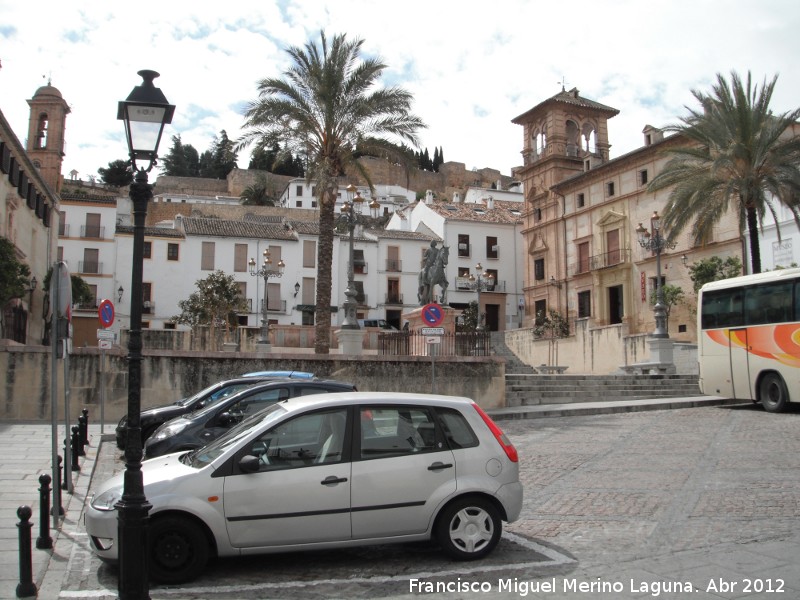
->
[26, 82, 70, 193]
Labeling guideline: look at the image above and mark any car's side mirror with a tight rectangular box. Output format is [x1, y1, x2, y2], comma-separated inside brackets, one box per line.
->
[238, 455, 260, 473]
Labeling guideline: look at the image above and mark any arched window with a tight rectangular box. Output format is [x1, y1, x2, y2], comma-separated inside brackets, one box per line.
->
[36, 113, 49, 149]
[566, 120, 580, 157]
[582, 123, 597, 154]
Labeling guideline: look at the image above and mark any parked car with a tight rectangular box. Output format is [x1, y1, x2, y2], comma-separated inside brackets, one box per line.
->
[115, 371, 315, 449]
[86, 392, 522, 584]
[142, 379, 357, 458]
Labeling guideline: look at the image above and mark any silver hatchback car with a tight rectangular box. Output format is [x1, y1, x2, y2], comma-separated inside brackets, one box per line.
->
[85, 392, 523, 584]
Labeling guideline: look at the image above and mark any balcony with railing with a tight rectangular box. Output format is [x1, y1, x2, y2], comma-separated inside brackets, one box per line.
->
[587, 248, 631, 271]
[142, 301, 155, 315]
[260, 299, 288, 314]
[58, 223, 69, 236]
[384, 292, 404, 305]
[81, 225, 105, 239]
[385, 258, 402, 272]
[78, 261, 103, 274]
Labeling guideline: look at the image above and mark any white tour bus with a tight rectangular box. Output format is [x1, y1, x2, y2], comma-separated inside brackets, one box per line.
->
[698, 267, 800, 412]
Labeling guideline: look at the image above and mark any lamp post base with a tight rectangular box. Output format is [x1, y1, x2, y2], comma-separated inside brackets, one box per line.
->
[335, 328, 365, 355]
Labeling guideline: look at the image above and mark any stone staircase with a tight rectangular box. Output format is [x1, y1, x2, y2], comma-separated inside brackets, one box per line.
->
[490, 333, 702, 407]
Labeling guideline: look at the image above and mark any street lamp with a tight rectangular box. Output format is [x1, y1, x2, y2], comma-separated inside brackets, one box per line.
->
[338, 185, 379, 329]
[116, 69, 174, 599]
[249, 249, 285, 350]
[468, 262, 494, 331]
[636, 211, 676, 339]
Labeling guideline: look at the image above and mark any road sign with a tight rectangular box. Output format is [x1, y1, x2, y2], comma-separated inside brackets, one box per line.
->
[421, 327, 445, 335]
[96, 329, 116, 341]
[421, 303, 444, 326]
[98, 299, 115, 328]
[98, 340, 112, 350]
[425, 336, 441, 344]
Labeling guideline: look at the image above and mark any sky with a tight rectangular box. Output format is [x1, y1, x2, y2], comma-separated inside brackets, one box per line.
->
[2, 0, 800, 183]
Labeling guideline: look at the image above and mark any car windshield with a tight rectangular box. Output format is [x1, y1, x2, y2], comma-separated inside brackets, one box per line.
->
[185, 403, 288, 468]
[176, 381, 226, 408]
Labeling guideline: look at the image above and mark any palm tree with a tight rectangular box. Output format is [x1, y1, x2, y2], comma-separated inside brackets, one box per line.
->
[240, 174, 276, 206]
[237, 32, 425, 353]
[647, 71, 800, 274]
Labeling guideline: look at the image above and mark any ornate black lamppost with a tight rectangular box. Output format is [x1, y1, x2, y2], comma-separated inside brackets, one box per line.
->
[468, 262, 494, 331]
[636, 211, 676, 338]
[338, 184, 379, 329]
[116, 69, 174, 600]
[249, 249, 285, 351]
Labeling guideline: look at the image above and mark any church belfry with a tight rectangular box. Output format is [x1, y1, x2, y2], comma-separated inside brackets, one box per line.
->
[26, 82, 70, 193]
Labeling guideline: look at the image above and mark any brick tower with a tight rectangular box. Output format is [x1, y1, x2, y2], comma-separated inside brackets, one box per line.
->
[26, 82, 70, 193]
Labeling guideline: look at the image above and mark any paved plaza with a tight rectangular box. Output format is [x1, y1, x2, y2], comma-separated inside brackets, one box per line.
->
[2, 400, 799, 599]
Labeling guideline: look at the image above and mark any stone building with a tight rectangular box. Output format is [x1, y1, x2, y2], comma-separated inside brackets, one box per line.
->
[0, 83, 67, 344]
[512, 87, 742, 344]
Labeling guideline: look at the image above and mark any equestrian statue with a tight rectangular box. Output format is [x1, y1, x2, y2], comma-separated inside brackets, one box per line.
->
[418, 242, 449, 305]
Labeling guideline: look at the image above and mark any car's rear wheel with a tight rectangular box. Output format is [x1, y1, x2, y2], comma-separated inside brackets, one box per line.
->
[148, 516, 209, 584]
[436, 497, 501, 560]
[760, 372, 789, 413]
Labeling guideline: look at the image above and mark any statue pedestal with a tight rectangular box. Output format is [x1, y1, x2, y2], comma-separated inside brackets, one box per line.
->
[335, 328, 365, 355]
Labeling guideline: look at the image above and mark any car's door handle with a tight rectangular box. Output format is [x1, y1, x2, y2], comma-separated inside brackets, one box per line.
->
[321, 476, 348, 485]
[427, 462, 453, 471]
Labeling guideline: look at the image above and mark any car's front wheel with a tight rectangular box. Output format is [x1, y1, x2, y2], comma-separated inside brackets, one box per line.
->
[436, 497, 501, 560]
[148, 515, 209, 584]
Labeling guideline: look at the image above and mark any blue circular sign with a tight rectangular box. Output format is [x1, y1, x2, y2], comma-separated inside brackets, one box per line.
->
[98, 299, 115, 328]
[422, 303, 444, 326]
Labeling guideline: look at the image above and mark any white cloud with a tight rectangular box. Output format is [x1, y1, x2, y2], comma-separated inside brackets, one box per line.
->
[2, 0, 799, 181]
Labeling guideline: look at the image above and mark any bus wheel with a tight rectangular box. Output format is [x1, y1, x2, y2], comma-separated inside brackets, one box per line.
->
[759, 373, 789, 413]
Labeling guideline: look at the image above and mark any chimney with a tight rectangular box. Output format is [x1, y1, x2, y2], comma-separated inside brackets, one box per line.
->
[452, 192, 461, 203]
[487, 196, 495, 210]
[425, 190, 434, 205]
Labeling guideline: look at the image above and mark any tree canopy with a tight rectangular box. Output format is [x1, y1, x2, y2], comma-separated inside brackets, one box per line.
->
[687, 255, 743, 293]
[237, 31, 425, 353]
[647, 71, 800, 274]
[172, 271, 247, 348]
[0, 238, 31, 322]
[161, 131, 239, 179]
[97, 159, 133, 187]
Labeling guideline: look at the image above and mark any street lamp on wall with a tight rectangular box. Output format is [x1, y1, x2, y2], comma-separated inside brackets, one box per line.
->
[636, 211, 676, 339]
[116, 69, 174, 600]
[249, 249, 285, 350]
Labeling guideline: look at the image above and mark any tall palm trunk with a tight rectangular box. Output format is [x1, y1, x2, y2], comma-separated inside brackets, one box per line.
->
[745, 201, 761, 274]
[314, 184, 337, 353]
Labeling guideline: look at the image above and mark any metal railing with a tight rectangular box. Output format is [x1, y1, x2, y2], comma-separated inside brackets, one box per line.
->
[588, 248, 630, 270]
[80, 225, 105, 239]
[385, 259, 402, 272]
[378, 330, 491, 356]
[384, 293, 404, 304]
[78, 261, 102, 274]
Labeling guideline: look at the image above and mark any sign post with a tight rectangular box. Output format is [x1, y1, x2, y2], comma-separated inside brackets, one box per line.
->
[421, 304, 445, 394]
[97, 300, 116, 435]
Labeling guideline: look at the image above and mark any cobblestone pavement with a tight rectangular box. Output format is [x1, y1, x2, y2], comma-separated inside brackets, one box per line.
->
[32, 403, 800, 598]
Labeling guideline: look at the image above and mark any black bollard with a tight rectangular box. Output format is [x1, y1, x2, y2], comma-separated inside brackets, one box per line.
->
[37, 475, 53, 550]
[75, 421, 86, 458]
[71, 426, 82, 468]
[81, 408, 90, 446]
[78, 414, 88, 450]
[55, 456, 66, 511]
[16, 505, 37, 598]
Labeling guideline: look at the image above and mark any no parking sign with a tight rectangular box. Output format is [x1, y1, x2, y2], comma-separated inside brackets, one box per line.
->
[421, 303, 444, 326]
[98, 299, 115, 328]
